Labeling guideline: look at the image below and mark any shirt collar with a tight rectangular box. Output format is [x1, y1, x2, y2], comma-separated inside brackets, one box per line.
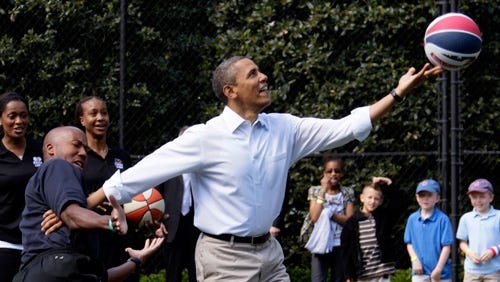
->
[221, 106, 268, 133]
[0, 140, 8, 155]
[472, 206, 496, 218]
[418, 208, 438, 222]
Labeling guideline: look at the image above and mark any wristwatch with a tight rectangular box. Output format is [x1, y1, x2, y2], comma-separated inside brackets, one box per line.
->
[390, 89, 405, 103]
[128, 256, 141, 270]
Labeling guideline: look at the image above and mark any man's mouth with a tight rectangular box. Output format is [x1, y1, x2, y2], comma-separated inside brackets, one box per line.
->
[74, 160, 84, 169]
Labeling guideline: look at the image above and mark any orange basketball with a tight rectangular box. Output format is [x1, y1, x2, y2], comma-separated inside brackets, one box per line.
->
[123, 187, 165, 228]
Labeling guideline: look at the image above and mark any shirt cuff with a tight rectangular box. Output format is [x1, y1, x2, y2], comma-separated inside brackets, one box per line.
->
[350, 106, 372, 141]
[103, 170, 132, 204]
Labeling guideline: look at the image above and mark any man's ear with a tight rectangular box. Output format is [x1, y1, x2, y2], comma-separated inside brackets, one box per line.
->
[45, 143, 55, 157]
[222, 84, 237, 100]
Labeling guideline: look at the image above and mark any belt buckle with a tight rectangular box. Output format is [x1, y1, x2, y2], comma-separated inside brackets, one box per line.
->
[250, 236, 255, 244]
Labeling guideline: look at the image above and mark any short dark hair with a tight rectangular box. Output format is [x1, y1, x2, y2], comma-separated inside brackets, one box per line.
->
[322, 153, 344, 168]
[212, 56, 247, 104]
[0, 92, 29, 115]
[74, 95, 105, 124]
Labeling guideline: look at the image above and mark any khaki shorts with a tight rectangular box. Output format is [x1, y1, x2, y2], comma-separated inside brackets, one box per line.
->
[463, 270, 500, 282]
[412, 274, 452, 282]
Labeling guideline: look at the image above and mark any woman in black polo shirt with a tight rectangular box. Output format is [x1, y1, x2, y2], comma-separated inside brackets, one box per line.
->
[75, 96, 142, 282]
[0, 92, 42, 281]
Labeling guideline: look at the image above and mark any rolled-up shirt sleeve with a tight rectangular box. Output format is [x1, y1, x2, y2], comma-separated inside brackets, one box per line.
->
[103, 170, 129, 204]
[350, 106, 372, 141]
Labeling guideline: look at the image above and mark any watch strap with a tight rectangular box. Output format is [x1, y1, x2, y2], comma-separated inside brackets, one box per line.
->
[390, 89, 405, 103]
[128, 256, 141, 270]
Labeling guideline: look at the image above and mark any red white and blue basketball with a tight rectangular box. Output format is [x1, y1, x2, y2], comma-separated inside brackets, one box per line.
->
[123, 187, 165, 228]
[424, 13, 482, 71]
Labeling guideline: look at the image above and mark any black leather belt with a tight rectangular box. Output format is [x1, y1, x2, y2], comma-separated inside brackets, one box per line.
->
[203, 232, 270, 244]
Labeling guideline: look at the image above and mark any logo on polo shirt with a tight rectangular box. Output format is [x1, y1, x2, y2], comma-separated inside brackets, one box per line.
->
[114, 158, 124, 170]
[33, 156, 43, 167]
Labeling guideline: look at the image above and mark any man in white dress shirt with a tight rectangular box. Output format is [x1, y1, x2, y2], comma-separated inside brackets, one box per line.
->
[88, 56, 442, 281]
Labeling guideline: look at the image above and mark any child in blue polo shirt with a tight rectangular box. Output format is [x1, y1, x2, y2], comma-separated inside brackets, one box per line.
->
[456, 178, 500, 282]
[404, 179, 454, 282]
